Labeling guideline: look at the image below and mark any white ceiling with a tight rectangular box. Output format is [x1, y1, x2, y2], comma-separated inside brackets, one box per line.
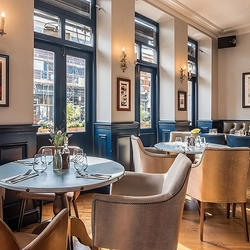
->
[135, 0, 250, 37]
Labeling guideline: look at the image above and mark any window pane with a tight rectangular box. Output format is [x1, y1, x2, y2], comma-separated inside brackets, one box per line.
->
[41, 0, 91, 18]
[140, 71, 151, 129]
[65, 19, 93, 46]
[34, 48, 55, 132]
[66, 55, 86, 132]
[141, 45, 157, 63]
[34, 9, 61, 38]
[187, 80, 192, 125]
[188, 41, 196, 58]
[135, 18, 156, 46]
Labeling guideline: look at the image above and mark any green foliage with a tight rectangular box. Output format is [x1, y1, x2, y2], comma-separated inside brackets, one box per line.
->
[66, 103, 84, 128]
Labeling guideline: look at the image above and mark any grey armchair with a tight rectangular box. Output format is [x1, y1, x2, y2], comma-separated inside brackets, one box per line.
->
[91, 153, 192, 250]
[131, 135, 176, 173]
[187, 147, 250, 241]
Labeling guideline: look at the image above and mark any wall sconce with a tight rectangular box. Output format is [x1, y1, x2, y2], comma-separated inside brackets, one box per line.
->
[188, 70, 192, 80]
[120, 47, 128, 73]
[180, 67, 186, 83]
[0, 12, 6, 37]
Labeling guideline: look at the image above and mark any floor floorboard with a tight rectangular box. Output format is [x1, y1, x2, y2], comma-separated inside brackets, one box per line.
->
[21, 193, 250, 250]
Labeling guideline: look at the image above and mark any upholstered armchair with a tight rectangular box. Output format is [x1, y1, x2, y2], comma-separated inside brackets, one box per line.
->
[91, 153, 192, 250]
[0, 208, 68, 250]
[186, 147, 250, 241]
[169, 131, 191, 142]
[131, 135, 176, 173]
[0, 187, 5, 219]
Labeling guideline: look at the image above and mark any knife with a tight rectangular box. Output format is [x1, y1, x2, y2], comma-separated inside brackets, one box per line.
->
[10, 172, 39, 184]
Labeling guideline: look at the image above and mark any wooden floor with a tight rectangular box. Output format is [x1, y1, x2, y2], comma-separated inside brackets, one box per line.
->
[22, 192, 250, 250]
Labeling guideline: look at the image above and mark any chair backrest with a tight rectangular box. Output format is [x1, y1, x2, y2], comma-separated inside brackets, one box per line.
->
[0, 218, 21, 250]
[92, 153, 192, 250]
[187, 147, 250, 203]
[130, 135, 176, 173]
[38, 145, 80, 155]
[169, 131, 191, 142]
[23, 208, 68, 250]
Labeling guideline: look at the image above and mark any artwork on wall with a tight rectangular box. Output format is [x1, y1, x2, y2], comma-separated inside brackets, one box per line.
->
[242, 72, 250, 108]
[178, 91, 187, 111]
[117, 78, 131, 111]
[0, 54, 9, 107]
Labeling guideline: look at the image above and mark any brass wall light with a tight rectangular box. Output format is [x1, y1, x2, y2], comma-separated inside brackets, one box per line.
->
[180, 67, 186, 83]
[120, 47, 128, 73]
[0, 12, 6, 37]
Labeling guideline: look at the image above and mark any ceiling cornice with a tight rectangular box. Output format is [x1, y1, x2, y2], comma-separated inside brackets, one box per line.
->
[143, 0, 250, 38]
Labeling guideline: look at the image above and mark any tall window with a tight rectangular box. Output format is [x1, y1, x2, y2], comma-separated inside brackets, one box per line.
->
[187, 38, 198, 127]
[135, 14, 158, 131]
[33, 0, 95, 135]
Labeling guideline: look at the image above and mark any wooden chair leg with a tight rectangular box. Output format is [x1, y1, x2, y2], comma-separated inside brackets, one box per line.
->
[241, 203, 249, 242]
[232, 203, 236, 217]
[226, 203, 231, 218]
[39, 200, 43, 222]
[72, 200, 79, 218]
[199, 201, 205, 241]
[17, 198, 27, 231]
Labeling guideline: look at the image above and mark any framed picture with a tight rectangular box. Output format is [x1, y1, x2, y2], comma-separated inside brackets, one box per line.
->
[178, 91, 187, 111]
[0, 54, 9, 107]
[117, 78, 131, 111]
[242, 72, 250, 108]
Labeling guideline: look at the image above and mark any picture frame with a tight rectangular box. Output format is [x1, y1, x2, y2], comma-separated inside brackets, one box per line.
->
[178, 91, 187, 111]
[117, 78, 131, 111]
[0, 54, 9, 107]
[242, 72, 250, 108]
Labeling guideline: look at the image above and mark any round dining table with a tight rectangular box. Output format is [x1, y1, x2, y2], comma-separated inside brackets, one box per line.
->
[154, 142, 229, 162]
[0, 156, 125, 249]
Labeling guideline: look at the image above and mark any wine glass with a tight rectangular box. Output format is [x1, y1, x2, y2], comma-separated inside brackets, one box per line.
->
[175, 137, 182, 145]
[42, 148, 53, 165]
[33, 153, 47, 172]
[73, 152, 88, 174]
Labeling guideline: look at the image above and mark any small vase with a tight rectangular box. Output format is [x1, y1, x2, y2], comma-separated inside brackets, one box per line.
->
[53, 149, 62, 172]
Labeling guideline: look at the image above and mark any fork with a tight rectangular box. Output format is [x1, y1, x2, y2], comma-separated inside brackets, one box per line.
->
[7, 169, 32, 183]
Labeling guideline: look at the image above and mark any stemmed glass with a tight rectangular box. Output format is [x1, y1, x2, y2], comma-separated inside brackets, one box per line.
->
[73, 148, 88, 174]
[175, 137, 182, 145]
[42, 148, 53, 165]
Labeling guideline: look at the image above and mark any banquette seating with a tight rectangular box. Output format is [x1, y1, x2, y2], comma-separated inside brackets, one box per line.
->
[223, 121, 250, 134]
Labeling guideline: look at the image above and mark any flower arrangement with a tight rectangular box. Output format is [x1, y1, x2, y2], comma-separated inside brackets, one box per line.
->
[191, 128, 201, 134]
[49, 129, 72, 150]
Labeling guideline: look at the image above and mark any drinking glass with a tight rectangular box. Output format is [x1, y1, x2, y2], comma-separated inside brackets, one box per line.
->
[33, 153, 47, 172]
[73, 152, 88, 174]
[42, 148, 53, 165]
[199, 137, 206, 147]
[175, 137, 182, 145]
[72, 148, 83, 162]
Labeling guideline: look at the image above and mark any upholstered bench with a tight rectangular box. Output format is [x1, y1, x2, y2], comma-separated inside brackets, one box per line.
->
[223, 121, 250, 134]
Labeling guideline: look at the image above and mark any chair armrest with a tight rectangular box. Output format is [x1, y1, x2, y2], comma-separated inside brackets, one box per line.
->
[111, 171, 165, 196]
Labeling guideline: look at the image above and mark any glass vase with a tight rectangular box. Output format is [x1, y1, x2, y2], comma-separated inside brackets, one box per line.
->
[53, 149, 62, 172]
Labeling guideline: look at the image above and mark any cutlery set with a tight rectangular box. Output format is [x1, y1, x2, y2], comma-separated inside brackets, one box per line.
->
[76, 173, 111, 180]
[3, 169, 39, 184]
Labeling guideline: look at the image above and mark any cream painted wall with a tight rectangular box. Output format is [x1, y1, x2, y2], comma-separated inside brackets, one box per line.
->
[159, 18, 188, 121]
[0, 0, 34, 125]
[96, 0, 135, 123]
[218, 33, 250, 119]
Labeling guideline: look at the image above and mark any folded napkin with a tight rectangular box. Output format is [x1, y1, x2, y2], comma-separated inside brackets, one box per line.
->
[76, 173, 111, 180]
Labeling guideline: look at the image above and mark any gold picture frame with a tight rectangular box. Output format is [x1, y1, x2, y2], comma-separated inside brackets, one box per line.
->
[117, 78, 131, 111]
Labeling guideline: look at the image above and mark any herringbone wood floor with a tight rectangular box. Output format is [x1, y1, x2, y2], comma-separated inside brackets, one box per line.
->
[22, 192, 250, 250]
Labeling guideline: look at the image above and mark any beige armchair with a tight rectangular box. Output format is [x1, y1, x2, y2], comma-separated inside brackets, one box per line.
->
[0, 208, 68, 250]
[169, 131, 191, 142]
[91, 153, 192, 250]
[187, 147, 250, 241]
[131, 135, 176, 173]
[16, 146, 80, 231]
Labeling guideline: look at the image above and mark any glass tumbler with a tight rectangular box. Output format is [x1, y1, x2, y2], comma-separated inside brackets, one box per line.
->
[33, 153, 47, 172]
[73, 152, 88, 174]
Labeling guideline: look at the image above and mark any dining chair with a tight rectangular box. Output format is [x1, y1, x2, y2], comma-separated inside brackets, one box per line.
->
[0, 187, 5, 219]
[0, 208, 68, 250]
[131, 135, 176, 173]
[91, 153, 192, 250]
[16, 146, 81, 232]
[186, 147, 250, 241]
[169, 131, 191, 142]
